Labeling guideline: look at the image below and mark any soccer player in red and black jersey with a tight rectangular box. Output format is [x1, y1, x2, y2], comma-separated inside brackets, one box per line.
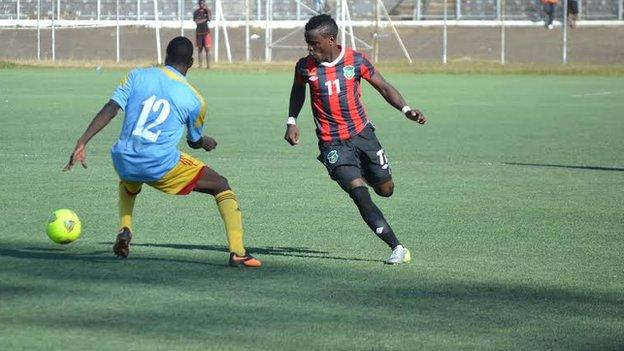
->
[284, 15, 426, 264]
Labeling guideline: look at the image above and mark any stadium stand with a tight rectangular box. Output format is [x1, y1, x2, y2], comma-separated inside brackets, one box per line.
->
[0, 0, 622, 21]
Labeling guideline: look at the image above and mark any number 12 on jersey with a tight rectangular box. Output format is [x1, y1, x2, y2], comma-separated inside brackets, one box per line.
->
[132, 95, 171, 142]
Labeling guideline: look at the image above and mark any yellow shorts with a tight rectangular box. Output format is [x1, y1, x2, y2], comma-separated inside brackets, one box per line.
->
[120, 152, 207, 196]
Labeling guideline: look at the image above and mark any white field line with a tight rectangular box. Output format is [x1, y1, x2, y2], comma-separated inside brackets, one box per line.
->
[571, 91, 618, 97]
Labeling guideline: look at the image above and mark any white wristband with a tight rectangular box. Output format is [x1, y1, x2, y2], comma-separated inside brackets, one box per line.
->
[286, 116, 297, 125]
[401, 106, 412, 114]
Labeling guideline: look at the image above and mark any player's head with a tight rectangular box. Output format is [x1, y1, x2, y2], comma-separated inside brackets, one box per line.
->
[304, 14, 339, 62]
[165, 36, 194, 73]
[198, 0, 206, 9]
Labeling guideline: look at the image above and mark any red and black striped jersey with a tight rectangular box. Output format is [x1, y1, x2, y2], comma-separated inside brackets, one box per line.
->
[295, 47, 376, 142]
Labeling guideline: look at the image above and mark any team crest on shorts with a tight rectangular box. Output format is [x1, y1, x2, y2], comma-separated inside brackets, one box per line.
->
[343, 65, 355, 79]
[327, 150, 339, 164]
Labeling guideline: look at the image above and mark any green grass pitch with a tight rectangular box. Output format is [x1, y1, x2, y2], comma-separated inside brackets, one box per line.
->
[0, 67, 623, 350]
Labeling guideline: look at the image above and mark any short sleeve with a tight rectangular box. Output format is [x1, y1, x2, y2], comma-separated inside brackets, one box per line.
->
[110, 70, 137, 111]
[359, 53, 376, 81]
[186, 97, 206, 143]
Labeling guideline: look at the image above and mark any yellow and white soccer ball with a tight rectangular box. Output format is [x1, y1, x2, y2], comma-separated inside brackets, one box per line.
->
[46, 209, 82, 244]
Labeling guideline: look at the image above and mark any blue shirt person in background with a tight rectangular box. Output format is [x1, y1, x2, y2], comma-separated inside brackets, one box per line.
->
[64, 37, 261, 268]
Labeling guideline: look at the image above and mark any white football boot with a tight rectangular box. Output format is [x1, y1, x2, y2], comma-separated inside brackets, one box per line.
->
[385, 245, 411, 265]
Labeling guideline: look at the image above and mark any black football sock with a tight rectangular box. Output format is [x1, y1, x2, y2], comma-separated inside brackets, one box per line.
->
[348, 186, 400, 249]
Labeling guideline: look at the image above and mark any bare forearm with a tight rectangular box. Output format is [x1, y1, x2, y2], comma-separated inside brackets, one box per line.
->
[77, 100, 119, 144]
[378, 84, 408, 111]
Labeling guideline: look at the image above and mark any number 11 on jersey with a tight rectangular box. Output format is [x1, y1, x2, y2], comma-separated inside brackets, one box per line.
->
[324, 79, 341, 96]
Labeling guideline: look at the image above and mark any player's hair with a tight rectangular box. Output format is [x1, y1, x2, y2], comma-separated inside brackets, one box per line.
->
[305, 14, 338, 38]
[165, 37, 194, 67]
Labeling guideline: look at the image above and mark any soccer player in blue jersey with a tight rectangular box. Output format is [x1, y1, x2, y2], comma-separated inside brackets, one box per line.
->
[64, 37, 261, 267]
[284, 15, 426, 264]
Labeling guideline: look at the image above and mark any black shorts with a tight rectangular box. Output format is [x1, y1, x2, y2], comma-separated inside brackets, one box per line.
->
[317, 124, 392, 187]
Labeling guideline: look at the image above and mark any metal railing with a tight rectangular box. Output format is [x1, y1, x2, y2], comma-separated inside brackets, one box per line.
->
[1, 0, 623, 21]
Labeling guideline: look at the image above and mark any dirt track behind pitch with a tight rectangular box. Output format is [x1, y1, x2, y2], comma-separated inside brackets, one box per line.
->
[1, 25, 623, 65]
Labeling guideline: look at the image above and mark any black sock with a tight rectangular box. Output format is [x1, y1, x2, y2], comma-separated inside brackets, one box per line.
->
[348, 186, 400, 249]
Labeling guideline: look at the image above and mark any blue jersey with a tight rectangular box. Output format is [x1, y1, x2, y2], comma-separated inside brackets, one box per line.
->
[110, 66, 206, 182]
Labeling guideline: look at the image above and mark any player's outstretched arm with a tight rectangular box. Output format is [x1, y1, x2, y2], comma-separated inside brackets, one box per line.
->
[367, 71, 426, 125]
[63, 100, 120, 171]
[284, 77, 306, 146]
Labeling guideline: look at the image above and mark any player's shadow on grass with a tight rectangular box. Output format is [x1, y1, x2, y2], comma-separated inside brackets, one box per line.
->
[131, 243, 380, 263]
[505, 162, 624, 172]
[0, 246, 223, 267]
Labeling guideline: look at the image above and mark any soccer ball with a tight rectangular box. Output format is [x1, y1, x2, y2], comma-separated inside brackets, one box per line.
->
[46, 209, 82, 244]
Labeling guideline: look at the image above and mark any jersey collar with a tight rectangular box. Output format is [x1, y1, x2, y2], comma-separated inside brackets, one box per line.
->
[164, 65, 187, 80]
[321, 45, 345, 67]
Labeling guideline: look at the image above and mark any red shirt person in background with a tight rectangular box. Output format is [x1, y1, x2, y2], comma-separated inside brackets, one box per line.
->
[541, 0, 559, 29]
[193, 0, 212, 68]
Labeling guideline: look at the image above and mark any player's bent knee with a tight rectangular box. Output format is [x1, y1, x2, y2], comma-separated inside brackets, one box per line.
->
[194, 171, 231, 196]
[345, 178, 366, 191]
[216, 176, 230, 194]
[373, 181, 394, 197]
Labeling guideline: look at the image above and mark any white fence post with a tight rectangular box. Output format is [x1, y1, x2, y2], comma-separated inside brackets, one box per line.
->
[179, 0, 184, 36]
[335, 0, 340, 22]
[340, 0, 346, 46]
[297, 1, 300, 20]
[443, 0, 448, 64]
[501, 0, 505, 64]
[97, 0, 101, 21]
[265, 0, 272, 62]
[619, 0, 623, 21]
[456, 0, 461, 20]
[52, 0, 56, 61]
[245, 0, 250, 62]
[116, 0, 120, 62]
[414, 0, 421, 20]
[563, 0, 568, 64]
[37, 0, 40, 60]
[215, 0, 220, 62]
[578, 0, 582, 18]
[154, 0, 162, 64]
[137, 0, 141, 20]
[496, 0, 501, 20]
[374, 0, 380, 62]
[16, 0, 20, 20]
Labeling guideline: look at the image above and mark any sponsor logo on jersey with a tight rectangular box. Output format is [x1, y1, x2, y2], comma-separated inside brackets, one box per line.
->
[343, 65, 355, 79]
[327, 150, 339, 164]
[309, 76, 318, 82]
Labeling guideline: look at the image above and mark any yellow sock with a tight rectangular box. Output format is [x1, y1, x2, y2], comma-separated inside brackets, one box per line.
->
[215, 190, 245, 256]
[119, 182, 139, 231]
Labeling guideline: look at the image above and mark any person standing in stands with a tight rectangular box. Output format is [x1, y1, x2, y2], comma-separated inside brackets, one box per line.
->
[193, 0, 212, 68]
